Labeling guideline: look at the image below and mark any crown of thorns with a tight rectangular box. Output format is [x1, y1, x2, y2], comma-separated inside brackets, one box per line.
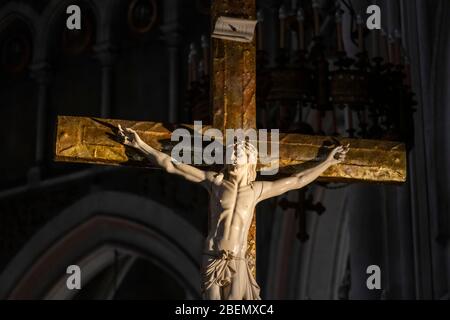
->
[226, 140, 258, 155]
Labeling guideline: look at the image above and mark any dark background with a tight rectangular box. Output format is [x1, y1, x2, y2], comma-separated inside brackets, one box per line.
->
[0, 0, 448, 299]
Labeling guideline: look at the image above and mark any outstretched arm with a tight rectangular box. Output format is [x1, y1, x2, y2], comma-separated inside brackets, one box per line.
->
[256, 145, 349, 202]
[118, 125, 215, 188]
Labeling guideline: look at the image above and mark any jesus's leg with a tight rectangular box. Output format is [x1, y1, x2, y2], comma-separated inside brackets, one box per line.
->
[203, 283, 221, 300]
[228, 259, 246, 300]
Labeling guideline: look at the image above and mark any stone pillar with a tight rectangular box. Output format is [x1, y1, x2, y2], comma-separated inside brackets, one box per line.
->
[347, 184, 384, 299]
[28, 63, 51, 184]
[161, 0, 181, 123]
[261, 0, 282, 67]
[94, 44, 116, 118]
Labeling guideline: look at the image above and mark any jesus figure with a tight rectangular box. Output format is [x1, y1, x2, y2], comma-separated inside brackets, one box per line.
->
[118, 125, 349, 300]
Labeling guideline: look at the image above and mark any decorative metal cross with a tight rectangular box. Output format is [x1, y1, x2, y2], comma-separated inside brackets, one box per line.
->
[55, 0, 406, 278]
[278, 189, 325, 242]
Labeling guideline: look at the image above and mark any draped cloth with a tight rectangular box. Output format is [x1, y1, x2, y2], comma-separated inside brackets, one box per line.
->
[201, 250, 261, 300]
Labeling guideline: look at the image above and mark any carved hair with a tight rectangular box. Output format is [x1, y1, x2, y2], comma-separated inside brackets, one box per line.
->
[246, 163, 257, 183]
[223, 141, 258, 183]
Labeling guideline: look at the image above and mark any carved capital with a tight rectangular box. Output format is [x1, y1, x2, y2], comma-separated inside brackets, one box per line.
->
[160, 22, 182, 47]
[93, 43, 117, 66]
[29, 62, 52, 85]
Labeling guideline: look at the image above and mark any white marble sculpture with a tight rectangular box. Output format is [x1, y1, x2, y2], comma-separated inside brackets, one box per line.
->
[118, 125, 348, 300]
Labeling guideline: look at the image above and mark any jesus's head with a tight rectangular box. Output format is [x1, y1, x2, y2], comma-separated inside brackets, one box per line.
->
[224, 141, 258, 184]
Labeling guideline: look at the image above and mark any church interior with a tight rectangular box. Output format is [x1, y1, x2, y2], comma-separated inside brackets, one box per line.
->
[0, 0, 449, 300]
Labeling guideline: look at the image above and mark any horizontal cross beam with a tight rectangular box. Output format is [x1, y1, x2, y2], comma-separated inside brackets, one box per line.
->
[55, 116, 406, 183]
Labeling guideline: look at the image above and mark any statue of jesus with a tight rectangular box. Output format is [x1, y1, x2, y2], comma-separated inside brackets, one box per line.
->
[118, 125, 349, 300]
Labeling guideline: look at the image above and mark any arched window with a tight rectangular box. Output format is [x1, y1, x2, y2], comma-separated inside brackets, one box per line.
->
[0, 192, 202, 299]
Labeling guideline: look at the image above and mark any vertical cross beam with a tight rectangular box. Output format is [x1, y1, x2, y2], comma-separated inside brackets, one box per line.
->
[211, 0, 258, 277]
[212, 0, 256, 132]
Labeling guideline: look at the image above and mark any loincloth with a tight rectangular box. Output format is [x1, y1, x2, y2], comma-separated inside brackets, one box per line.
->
[201, 250, 261, 300]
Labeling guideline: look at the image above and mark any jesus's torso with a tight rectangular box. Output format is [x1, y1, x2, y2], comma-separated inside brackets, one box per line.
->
[204, 179, 262, 257]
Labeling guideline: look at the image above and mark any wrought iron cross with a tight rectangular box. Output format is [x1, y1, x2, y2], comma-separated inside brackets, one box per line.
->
[278, 189, 325, 242]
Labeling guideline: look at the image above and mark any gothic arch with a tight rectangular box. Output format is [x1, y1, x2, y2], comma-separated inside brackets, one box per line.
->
[0, 15, 34, 70]
[0, 2, 38, 71]
[35, 0, 102, 62]
[0, 3, 39, 187]
[0, 2, 38, 35]
[0, 191, 203, 299]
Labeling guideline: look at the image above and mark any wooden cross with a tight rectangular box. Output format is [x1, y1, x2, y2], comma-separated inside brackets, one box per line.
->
[54, 0, 406, 278]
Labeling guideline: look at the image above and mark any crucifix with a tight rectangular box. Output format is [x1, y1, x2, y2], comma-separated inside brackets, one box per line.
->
[54, 0, 406, 299]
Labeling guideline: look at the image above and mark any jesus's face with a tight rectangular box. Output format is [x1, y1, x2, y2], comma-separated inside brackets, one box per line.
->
[227, 142, 257, 182]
